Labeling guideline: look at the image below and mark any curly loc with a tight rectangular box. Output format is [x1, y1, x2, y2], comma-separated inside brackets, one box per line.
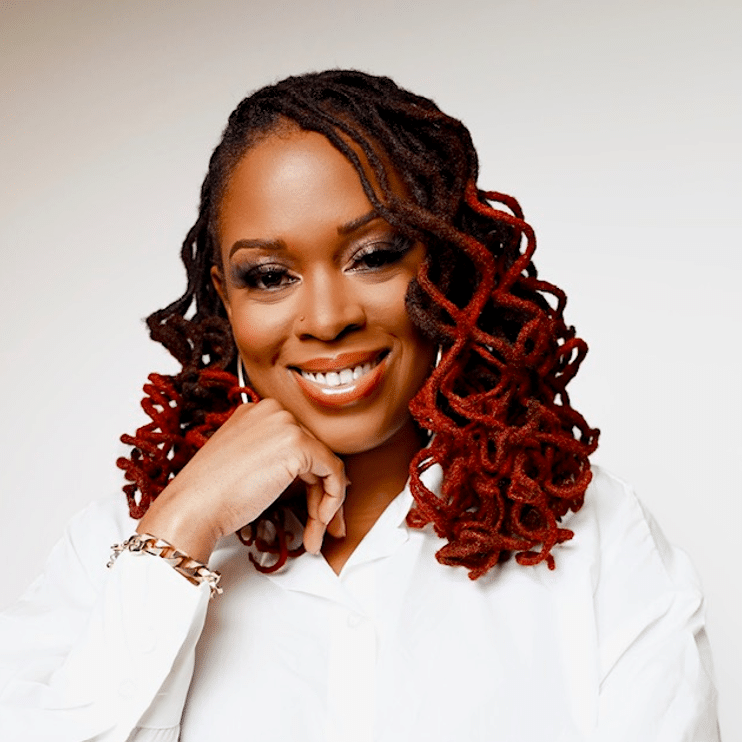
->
[118, 69, 599, 578]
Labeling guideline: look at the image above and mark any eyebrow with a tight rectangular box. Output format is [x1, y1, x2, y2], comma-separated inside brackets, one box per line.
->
[228, 210, 380, 258]
[337, 209, 380, 235]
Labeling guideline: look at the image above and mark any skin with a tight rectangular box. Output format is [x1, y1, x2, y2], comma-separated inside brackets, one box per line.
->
[138, 126, 436, 574]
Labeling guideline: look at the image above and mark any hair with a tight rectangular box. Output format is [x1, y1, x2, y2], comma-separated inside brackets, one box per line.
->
[118, 69, 599, 579]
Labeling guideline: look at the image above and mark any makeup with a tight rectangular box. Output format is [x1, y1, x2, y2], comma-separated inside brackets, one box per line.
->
[291, 351, 389, 407]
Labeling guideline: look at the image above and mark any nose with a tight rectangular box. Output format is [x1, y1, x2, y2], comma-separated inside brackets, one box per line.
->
[295, 271, 366, 341]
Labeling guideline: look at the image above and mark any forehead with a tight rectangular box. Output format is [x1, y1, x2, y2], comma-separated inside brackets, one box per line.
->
[217, 128, 404, 244]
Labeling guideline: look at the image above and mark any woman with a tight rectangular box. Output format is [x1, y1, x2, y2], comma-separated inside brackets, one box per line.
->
[0, 70, 718, 741]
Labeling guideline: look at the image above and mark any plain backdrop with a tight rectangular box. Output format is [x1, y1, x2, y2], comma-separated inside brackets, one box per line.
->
[1, 0, 740, 737]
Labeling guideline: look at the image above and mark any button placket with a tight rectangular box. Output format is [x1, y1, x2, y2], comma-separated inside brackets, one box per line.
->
[347, 612, 363, 628]
[325, 563, 378, 742]
[326, 603, 376, 742]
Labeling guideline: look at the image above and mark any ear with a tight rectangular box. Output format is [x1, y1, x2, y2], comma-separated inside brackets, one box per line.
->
[211, 265, 232, 319]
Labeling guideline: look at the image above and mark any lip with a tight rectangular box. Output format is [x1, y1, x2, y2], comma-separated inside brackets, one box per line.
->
[291, 351, 389, 408]
[292, 350, 386, 374]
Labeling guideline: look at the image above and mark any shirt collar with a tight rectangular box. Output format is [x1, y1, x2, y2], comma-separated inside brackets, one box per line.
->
[263, 462, 442, 599]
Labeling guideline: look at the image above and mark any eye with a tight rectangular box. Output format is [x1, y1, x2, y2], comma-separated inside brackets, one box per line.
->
[350, 234, 414, 272]
[234, 263, 297, 291]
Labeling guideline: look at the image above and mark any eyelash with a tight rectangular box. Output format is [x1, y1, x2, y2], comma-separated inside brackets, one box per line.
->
[234, 264, 296, 291]
[233, 234, 414, 291]
[349, 233, 414, 272]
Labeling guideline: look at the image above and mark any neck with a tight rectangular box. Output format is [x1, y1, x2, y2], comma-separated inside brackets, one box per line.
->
[321, 418, 424, 572]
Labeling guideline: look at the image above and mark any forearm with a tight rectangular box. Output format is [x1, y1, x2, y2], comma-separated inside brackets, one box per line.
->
[0, 504, 210, 742]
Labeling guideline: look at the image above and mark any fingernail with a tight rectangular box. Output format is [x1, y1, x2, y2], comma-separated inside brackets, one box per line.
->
[319, 501, 334, 525]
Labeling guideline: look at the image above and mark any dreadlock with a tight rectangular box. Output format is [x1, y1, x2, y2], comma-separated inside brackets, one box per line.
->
[118, 69, 599, 579]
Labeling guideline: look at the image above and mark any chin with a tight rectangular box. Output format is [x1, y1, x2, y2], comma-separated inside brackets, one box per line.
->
[304, 414, 413, 457]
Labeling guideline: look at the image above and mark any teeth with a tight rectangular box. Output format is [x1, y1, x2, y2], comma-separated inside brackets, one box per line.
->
[300, 359, 379, 387]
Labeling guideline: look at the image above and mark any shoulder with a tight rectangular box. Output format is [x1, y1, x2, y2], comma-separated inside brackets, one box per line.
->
[581, 465, 647, 528]
[0, 493, 139, 637]
[572, 467, 706, 655]
[29, 493, 137, 598]
[578, 465, 701, 592]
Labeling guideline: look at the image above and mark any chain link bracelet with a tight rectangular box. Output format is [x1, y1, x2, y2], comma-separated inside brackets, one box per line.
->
[108, 533, 222, 598]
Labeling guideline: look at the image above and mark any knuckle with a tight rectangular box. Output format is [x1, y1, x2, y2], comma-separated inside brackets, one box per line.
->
[331, 456, 345, 477]
[274, 408, 298, 427]
[281, 424, 304, 448]
[256, 398, 281, 414]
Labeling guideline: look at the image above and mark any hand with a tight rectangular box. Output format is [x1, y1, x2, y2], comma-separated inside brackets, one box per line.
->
[135, 398, 347, 563]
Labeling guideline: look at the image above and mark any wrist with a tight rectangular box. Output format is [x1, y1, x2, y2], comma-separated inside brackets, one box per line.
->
[109, 533, 222, 597]
[136, 485, 221, 564]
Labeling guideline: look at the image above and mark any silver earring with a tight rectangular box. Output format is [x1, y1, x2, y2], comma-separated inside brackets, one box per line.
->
[237, 358, 250, 405]
[434, 346, 443, 368]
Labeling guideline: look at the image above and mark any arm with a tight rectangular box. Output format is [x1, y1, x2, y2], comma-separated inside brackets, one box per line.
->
[0, 399, 347, 741]
[0, 498, 209, 742]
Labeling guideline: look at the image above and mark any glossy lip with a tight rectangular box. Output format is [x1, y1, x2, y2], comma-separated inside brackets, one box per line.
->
[291, 350, 390, 408]
[292, 349, 387, 374]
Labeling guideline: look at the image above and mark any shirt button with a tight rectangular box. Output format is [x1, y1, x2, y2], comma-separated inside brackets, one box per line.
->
[347, 613, 363, 628]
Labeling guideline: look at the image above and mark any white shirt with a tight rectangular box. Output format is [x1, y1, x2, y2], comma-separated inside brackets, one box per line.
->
[0, 466, 719, 741]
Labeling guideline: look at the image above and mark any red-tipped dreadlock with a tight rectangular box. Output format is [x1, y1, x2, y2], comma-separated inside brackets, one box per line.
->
[118, 70, 598, 578]
[407, 183, 594, 577]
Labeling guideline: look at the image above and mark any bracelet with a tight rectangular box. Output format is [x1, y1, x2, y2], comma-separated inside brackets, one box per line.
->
[108, 533, 222, 598]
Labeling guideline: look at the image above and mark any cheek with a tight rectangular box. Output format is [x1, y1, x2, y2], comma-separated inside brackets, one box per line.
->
[370, 279, 425, 341]
[229, 300, 292, 371]
[368, 285, 435, 376]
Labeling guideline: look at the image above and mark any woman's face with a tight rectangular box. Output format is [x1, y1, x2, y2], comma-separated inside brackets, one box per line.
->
[212, 126, 436, 455]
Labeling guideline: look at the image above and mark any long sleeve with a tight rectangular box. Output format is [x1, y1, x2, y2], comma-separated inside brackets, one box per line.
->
[0, 470, 721, 741]
[0, 498, 210, 742]
[590, 469, 720, 741]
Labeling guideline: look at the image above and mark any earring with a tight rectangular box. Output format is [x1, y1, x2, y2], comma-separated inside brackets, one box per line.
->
[237, 358, 250, 405]
[434, 346, 443, 368]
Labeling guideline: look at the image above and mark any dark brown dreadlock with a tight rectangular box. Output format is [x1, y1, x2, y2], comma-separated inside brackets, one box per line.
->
[118, 69, 599, 579]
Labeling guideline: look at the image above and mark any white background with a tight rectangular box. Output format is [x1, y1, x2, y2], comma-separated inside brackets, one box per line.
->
[1, 0, 739, 737]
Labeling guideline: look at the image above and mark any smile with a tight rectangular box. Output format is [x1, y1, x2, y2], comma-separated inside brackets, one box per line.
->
[299, 357, 382, 388]
[290, 350, 389, 407]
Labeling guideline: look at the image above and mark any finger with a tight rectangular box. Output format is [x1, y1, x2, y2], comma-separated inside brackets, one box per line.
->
[303, 516, 325, 555]
[318, 478, 345, 526]
[303, 480, 326, 555]
[289, 432, 346, 552]
[326, 504, 346, 538]
[294, 439, 346, 527]
[304, 479, 324, 523]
